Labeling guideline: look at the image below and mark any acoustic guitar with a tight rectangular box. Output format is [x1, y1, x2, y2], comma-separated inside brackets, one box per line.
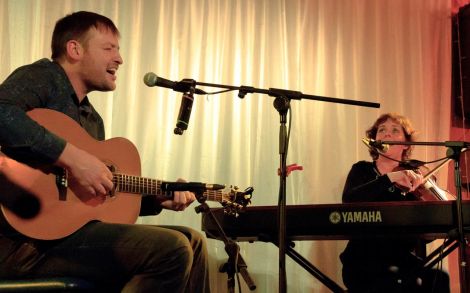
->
[0, 109, 253, 240]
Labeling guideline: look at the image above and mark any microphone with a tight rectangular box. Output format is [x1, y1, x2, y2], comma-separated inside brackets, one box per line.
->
[143, 72, 207, 95]
[160, 182, 225, 192]
[362, 138, 390, 153]
[174, 93, 194, 135]
[0, 173, 40, 219]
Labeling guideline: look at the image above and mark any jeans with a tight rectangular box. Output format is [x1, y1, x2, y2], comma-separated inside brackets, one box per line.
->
[0, 221, 210, 293]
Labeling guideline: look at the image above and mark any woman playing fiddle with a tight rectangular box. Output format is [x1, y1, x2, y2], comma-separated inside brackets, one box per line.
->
[340, 113, 450, 293]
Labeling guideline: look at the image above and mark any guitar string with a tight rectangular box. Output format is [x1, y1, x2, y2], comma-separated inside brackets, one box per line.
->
[110, 173, 225, 200]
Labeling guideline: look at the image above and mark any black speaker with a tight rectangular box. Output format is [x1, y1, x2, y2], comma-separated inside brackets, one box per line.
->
[453, 5, 470, 124]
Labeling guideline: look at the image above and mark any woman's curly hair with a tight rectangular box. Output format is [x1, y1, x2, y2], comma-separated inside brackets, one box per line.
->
[366, 113, 418, 160]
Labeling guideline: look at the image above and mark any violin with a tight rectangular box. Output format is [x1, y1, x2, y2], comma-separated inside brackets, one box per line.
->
[393, 159, 455, 201]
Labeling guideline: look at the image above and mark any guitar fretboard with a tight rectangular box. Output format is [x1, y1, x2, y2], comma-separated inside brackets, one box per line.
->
[113, 173, 161, 195]
[112, 173, 226, 201]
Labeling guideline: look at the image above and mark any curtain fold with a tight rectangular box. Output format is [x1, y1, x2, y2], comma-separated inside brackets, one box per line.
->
[0, 0, 452, 291]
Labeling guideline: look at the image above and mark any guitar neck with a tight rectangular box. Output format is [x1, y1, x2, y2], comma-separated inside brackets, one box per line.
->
[113, 173, 224, 201]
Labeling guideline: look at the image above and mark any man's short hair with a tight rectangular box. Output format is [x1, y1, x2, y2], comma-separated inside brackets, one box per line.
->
[51, 11, 120, 60]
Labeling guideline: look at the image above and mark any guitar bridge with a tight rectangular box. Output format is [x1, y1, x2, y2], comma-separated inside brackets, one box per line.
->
[55, 168, 68, 201]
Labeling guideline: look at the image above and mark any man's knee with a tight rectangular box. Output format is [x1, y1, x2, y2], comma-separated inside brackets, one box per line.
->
[174, 237, 194, 267]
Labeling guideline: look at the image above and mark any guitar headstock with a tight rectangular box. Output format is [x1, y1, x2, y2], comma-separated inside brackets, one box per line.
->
[220, 186, 254, 217]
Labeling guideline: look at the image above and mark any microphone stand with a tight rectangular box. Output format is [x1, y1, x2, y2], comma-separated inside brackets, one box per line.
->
[447, 142, 468, 293]
[163, 77, 380, 292]
[195, 199, 256, 292]
[381, 140, 469, 293]
[274, 96, 290, 293]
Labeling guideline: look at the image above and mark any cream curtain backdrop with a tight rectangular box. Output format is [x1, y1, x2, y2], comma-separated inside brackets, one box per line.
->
[0, 0, 452, 292]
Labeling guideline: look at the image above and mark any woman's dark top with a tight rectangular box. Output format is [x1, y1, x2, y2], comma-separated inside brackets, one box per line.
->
[340, 161, 422, 289]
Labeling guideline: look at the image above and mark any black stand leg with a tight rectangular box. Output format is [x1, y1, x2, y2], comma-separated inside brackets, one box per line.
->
[219, 242, 255, 293]
[272, 242, 346, 293]
[423, 237, 460, 270]
[196, 202, 256, 292]
[447, 144, 469, 293]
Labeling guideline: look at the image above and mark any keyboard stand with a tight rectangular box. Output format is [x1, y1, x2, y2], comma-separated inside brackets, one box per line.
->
[277, 243, 347, 293]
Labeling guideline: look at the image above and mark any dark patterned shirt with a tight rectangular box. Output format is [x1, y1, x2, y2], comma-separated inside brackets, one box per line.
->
[0, 58, 159, 219]
[0, 58, 104, 166]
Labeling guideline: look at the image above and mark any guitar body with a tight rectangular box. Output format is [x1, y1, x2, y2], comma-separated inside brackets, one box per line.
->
[0, 109, 142, 240]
